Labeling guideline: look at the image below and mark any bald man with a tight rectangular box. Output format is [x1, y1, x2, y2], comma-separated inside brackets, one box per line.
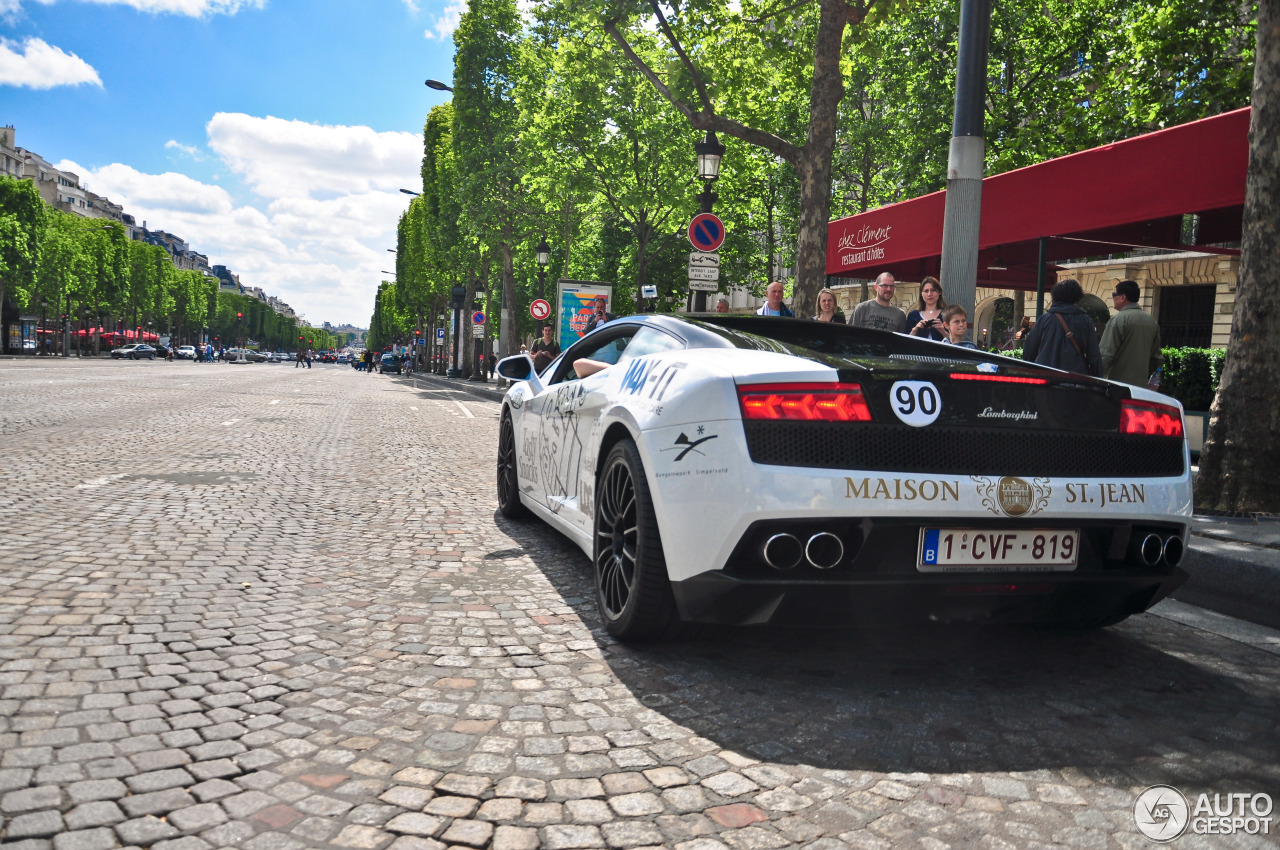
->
[756, 281, 795, 317]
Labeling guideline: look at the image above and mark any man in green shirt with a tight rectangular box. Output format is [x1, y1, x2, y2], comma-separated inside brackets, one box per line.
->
[1100, 279, 1163, 387]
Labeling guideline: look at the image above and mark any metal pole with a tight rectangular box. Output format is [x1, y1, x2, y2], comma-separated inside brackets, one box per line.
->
[693, 184, 718, 312]
[448, 307, 461, 378]
[937, 0, 991, 339]
[1035, 236, 1048, 318]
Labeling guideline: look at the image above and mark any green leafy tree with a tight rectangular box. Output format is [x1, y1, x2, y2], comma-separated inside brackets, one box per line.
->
[454, 0, 531, 357]
[0, 175, 49, 314]
[528, 21, 696, 312]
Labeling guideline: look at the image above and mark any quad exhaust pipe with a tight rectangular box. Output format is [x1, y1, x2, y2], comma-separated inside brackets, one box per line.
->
[1135, 532, 1185, 567]
[763, 532, 845, 570]
[763, 534, 803, 571]
[805, 532, 844, 570]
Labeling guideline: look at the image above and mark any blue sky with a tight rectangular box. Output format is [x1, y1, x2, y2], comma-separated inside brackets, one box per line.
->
[1, 0, 463, 326]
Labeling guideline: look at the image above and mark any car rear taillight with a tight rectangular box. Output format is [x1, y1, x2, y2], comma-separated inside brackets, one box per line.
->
[1120, 399, 1184, 437]
[738, 383, 873, 422]
[950, 373, 1047, 385]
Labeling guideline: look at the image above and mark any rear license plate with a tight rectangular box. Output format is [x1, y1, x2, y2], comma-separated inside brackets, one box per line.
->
[919, 528, 1079, 572]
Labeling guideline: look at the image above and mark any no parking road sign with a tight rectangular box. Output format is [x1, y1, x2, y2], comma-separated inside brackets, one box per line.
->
[688, 213, 725, 252]
[530, 299, 551, 321]
[472, 311, 486, 325]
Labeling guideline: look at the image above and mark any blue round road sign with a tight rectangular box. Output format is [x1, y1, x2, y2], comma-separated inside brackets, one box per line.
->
[688, 213, 725, 252]
[472, 311, 486, 325]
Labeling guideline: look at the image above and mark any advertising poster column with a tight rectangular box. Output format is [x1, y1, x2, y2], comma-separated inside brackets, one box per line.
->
[555, 280, 613, 349]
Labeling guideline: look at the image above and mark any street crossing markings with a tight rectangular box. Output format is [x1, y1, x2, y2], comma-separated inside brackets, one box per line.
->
[222, 419, 240, 426]
[454, 400, 475, 419]
[410, 406, 419, 411]
[269, 400, 279, 405]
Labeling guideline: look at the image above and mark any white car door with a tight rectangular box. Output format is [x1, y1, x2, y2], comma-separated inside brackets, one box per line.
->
[525, 327, 638, 531]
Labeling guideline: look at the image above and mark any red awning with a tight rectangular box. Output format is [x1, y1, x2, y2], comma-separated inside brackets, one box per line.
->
[826, 107, 1250, 287]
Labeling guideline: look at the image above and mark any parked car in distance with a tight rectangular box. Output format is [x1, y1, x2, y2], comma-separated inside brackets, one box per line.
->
[176, 345, 197, 360]
[111, 344, 157, 360]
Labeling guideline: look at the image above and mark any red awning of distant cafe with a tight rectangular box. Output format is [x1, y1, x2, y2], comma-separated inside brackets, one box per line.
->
[826, 107, 1250, 287]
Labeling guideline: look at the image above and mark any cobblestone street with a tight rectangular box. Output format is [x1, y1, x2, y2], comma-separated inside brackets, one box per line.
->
[2, 358, 1278, 850]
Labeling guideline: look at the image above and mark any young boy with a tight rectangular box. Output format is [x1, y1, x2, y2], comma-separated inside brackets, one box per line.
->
[940, 305, 978, 349]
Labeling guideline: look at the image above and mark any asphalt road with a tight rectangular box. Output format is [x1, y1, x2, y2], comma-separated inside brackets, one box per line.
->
[1, 358, 1277, 850]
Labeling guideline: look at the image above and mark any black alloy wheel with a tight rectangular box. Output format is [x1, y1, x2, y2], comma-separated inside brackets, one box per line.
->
[496, 412, 530, 519]
[593, 440, 681, 641]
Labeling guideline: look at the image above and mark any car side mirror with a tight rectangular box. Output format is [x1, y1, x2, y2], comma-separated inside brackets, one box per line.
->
[497, 354, 537, 381]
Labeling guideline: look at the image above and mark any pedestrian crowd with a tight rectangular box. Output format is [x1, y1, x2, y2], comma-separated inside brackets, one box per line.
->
[522, 273, 1159, 389]
[737, 272, 1160, 385]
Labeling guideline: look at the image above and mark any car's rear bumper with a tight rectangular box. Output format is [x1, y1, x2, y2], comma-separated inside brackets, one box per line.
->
[671, 567, 1188, 627]
[669, 515, 1189, 627]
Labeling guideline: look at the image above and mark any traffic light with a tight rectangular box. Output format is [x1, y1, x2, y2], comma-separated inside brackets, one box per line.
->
[237, 312, 243, 323]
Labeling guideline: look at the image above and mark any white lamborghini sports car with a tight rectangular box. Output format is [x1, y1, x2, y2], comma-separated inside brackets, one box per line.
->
[495, 315, 1191, 641]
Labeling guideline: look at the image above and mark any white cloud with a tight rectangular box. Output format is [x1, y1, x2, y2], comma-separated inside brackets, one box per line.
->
[164, 140, 203, 159]
[55, 114, 422, 327]
[29, 0, 264, 15]
[401, 0, 419, 11]
[0, 37, 102, 89]
[206, 112, 421, 200]
[425, 0, 464, 39]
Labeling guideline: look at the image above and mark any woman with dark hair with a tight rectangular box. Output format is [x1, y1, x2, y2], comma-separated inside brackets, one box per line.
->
[1021, 278, 1102, 376]
[906, 276, 947, 341]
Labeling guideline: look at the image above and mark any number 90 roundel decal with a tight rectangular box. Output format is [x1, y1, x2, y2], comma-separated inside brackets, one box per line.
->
[890, 381, 941, 427]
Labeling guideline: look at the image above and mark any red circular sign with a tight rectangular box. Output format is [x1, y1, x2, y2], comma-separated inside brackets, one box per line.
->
[688, 213, 725, 252]
[530, 299, 551, 321]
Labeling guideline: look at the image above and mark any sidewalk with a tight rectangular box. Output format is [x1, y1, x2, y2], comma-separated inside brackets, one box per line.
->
[408, 368, 508, 403]
[1174, 513, 1280, 629]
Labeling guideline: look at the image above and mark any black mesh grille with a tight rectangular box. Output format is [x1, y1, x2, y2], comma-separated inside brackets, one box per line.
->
[743, 422, 1185, 477]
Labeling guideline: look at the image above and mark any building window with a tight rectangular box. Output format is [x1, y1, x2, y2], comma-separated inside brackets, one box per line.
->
[1158, 285, 1216, 348]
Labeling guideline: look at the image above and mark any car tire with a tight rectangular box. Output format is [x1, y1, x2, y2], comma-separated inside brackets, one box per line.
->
[149, 354, 155, 360]
[496, 412, 531, 520]
[593, 439, 683, 641]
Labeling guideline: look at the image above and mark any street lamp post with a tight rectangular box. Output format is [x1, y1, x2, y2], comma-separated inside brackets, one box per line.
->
[38, 298, 47, 357]
[536, 237, 550, 305]
[471, 287, 487, 382]
[425, 79, 454, 92]
[448, 285, 465, 379]
[693, 131, 725, 312]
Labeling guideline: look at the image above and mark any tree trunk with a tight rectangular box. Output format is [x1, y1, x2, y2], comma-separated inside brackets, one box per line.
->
[635, 220, 651, 314]
[501, 242, 516, 358]
[791, 0, 849, 319]
[1194, 0, 1280, 513]
[766, 192, 776, 283]
[462, 270, 478, 379]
